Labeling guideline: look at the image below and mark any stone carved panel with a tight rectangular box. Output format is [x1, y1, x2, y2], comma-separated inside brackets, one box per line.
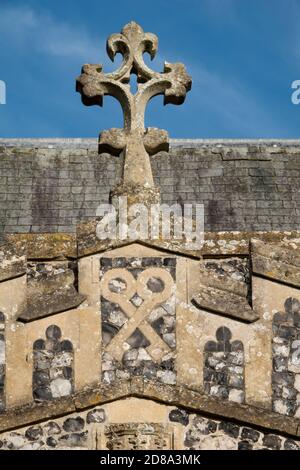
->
[104, 423, 173, 450]
[272, 297, 300, 417]
[100, 257, 176, 385]
[203, 327, 245, 403]
[0, 312, 5, 412]
[33, 325, 74, 402]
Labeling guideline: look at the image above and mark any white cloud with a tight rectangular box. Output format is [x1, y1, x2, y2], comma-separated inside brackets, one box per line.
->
[0, 5, 101, 61]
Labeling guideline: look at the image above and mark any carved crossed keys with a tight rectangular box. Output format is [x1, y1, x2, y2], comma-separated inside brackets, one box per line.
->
[76, 22, 191, 190]
[100, 267, 174, 361]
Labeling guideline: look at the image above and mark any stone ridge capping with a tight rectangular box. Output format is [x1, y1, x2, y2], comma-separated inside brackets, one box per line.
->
[76, 219, 204, 259]
[2, 231, 300, 260]
[193, 260, 258, 323]
[77, 223, 300, 259]
[17, 269, 86, 322]
[251, 239, 300, 288]
[0, 238, 85, 322]
[193, 288, 258, 323]
[0, 242, 26, 282]
[192, 236, 300, 321]
[0, 377, 299, 438]
[5, 234, 77, 261]
[202, 231, 300, 257]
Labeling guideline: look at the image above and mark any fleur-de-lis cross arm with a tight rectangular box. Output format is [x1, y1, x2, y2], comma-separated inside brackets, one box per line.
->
[76, 21, 192, 190]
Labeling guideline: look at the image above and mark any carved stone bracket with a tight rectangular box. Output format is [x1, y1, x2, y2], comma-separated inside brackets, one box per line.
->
[76, 22, 191, 200]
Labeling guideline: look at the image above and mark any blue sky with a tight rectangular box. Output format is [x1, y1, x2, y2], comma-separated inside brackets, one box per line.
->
[0, 0, 300, 138]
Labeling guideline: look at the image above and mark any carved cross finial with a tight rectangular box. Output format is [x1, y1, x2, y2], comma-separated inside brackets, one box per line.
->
[76, 21, 191, 199]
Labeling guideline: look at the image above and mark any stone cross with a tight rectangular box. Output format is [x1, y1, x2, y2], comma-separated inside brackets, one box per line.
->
[76, 21, 191, 203]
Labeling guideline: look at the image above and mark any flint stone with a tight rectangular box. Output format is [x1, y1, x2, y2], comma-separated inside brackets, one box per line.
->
[210, 385, 229, 399]
[108, 309, 127, 327]
[33, 386, 52, 401]
[86, 408, 106, 424]
[108, 278, 126, 293]
[262, 434, 282, 450]
[143, 362, 158, 379]
[241, 427, 260, 442]
[284, 439, 299, 450]
[272, 343, 289, 357]
[272, 371, 294, 386]
[44, 421, 61, 435]
[49, 367, 65, 380]
[51, 352, 73, 368]
[46, 436, 57, 447]
[218, 421, 240, 439]
[137, 348, 152, 361]
[58, 432, 87, 447]
[50, 378, 72, 398]
[112, 257, 127, 268]
[163, 333, 176, 348]
[157, 370, 176, 385]
[126, 329, 150, 348]
[63, 417, 85, 432]
[228, 388, 244, 403]
[33, 339, 46, 351]
[228, 374, 244, 388]
[238, 441, 253, 450]
[169, 409, 189, 426]
[46, 325, 62, 341]
[21, 442, 43, 450]
[103, 370, 115, 383]
[116, 370, 130, 380]
[0, 341, 5, 364]
[294, 375, 300, 391]
[147, 277, 165, 293]
[278, 325, 296, 340]
[227, 351, 244, 366]
[33, 370, 50, 387]
[25, 425, 43, 441]
[130, 294, 143, 307]
[281, 386, 297, 400]
[102, 360, 116, 371]
[4, 433, 26, 450]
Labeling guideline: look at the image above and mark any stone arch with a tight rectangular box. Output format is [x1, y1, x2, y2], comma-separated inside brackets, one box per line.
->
[272, 297, 300, 417]
[203, 326, 245, 403]
[33, 325, 74, 402]
[0, 312, 5, 411]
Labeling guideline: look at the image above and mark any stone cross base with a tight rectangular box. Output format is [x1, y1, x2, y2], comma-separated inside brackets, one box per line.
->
[111, 184, 161, 207]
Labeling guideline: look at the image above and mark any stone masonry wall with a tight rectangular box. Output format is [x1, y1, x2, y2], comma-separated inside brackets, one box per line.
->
[203, 326, 245, 404]
[0, 139, 300, 237]
[32, 325, 74, 402]
[0, 402, 299, 450]
[182, 411, 300, 450]
[272, 297, 300, 417]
